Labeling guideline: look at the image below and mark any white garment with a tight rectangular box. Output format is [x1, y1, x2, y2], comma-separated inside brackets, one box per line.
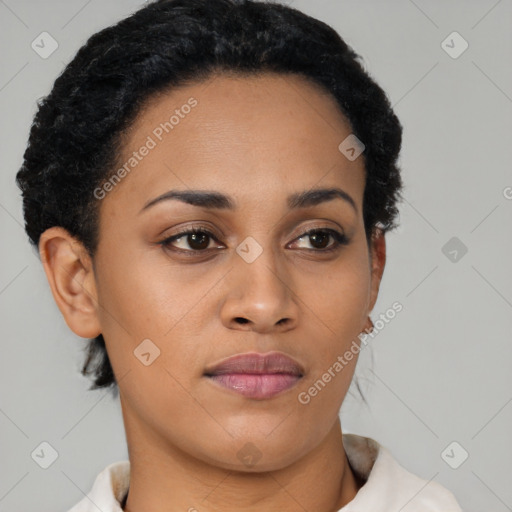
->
[67, 433, 463, 511]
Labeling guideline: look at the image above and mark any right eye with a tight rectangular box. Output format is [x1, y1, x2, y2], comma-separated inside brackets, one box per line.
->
[159, 227, 225, 254]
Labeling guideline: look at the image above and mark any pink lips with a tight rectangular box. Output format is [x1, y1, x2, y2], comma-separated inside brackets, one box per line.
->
[204, 352, 304, 400]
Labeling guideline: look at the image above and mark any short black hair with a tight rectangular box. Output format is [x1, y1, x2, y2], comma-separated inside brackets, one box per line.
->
[15, 0, 403, 395]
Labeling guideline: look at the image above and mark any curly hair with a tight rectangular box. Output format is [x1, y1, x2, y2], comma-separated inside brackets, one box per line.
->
[15, 0, 403, 395]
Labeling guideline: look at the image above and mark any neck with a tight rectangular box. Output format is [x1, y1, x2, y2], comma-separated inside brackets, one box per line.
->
[122, 416, 360, 512]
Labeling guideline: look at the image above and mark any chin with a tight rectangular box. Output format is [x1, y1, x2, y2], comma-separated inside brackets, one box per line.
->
[193, 431, 310, 473]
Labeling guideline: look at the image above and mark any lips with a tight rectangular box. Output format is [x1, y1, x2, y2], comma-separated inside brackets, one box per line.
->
[204, 352, 304, 399]
[205, 352, 304, 376]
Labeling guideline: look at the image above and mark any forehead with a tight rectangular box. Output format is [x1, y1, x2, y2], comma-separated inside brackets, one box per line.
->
[101, 72, 366, 216]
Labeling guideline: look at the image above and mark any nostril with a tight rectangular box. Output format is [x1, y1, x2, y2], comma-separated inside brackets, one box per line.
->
[234, 317, 249, 324]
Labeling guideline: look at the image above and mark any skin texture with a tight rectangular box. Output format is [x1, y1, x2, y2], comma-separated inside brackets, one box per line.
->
[39, 72, 386, 512]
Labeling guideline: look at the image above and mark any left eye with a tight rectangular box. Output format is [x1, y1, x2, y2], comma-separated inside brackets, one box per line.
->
[292, 228, 347, 251]
[159, 227, 347, 253]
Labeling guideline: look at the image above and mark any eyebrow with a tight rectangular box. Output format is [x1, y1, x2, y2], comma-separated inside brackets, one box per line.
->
[139, 187, 357, 215]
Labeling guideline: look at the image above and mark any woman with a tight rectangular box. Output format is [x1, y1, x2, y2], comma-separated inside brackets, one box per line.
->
[16, 0, 463, 510]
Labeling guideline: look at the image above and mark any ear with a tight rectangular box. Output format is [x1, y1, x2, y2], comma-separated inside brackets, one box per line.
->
[367, 227, 386, 315]
[38, 227, 102, 339]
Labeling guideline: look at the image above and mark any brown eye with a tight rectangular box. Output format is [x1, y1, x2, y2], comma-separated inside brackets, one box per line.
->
[307, 230, 330, 249]
[292, 229, 348, 252]
[183, 231, 210, 250]
[160, 228, 221, 253]
[159, 226, 348, 257]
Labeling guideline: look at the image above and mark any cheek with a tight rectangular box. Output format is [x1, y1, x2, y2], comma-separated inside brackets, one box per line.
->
[94, 245, 199, 338]
[291, 251, 371, 408]
[92, 245, 223, 388]
[301, 257, 370, 342]
[301, 262, 368, 369]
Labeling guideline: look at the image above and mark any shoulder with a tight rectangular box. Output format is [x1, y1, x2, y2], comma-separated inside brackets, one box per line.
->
[341, 433, 463, 511]
[66, 460, 130, 512]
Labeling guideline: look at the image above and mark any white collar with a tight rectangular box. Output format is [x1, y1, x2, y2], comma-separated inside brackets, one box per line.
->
[67, 433, 462, 511]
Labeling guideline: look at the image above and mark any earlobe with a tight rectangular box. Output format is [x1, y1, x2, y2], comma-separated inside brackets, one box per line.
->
[38, 227, 102, 339]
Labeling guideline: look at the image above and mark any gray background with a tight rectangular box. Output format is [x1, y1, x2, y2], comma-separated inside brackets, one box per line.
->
[1, 0, 511, 510]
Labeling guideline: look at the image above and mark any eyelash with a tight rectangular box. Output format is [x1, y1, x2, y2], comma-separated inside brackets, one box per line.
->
[158, 225, 349, 256]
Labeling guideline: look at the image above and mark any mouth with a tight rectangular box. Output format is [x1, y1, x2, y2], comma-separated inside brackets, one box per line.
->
[204, 351, 304, 400]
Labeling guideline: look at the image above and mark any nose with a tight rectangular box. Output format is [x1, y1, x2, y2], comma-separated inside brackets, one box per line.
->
[219, 249, 299, 334]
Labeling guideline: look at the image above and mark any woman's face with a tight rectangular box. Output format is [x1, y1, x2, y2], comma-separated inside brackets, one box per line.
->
[88, 73, 385, 471]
